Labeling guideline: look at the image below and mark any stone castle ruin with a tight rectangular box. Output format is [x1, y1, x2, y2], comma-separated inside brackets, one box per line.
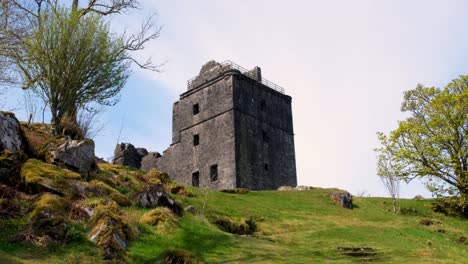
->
[116, 60, 297, 190]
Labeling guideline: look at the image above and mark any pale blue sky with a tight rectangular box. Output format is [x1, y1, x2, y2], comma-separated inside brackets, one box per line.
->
[4, 0, 468, 198]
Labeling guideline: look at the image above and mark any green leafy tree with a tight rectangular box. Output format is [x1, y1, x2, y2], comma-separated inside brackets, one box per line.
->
[1, 0, 160, 137]
[17, 7, 129, 137]
[378, 76, 468, 212]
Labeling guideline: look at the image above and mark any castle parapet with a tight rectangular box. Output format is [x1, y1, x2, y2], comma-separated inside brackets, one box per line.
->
[187, 60, 285, 94]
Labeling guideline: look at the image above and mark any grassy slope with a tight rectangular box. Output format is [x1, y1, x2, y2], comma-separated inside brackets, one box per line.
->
[1, 186, 467, 263]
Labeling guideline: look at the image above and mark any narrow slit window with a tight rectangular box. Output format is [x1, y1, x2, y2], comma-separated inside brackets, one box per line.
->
[192, 171, 200, 187]
[193, 134, 200, 146]
[193, 104, 200, 115]
[264, 163, 269, 171]
[262, 130, 269, 143]
[210, 164, 218, 182]
[260, 99, 266, 111]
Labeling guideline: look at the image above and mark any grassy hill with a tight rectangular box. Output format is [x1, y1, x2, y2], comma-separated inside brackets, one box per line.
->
[0, 163, 467, 263]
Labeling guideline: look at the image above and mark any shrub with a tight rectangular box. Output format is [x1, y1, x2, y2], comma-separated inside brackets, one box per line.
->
[431, 197, 468, 218]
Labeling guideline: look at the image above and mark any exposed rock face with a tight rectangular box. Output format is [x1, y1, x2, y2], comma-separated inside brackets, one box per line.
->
[0, 112, 25, 152]
[51, 139, 96, 177]
[140, 151, 161, 172]
[330, 191, 353, 209]
[113, 143, 148, 169]
[136, 184, 182, 215]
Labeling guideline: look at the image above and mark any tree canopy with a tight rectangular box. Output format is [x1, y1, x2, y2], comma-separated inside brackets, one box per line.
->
[1, 0, 160, 137]
[377, 76, 468, 212]
[18, 7, 129, 136]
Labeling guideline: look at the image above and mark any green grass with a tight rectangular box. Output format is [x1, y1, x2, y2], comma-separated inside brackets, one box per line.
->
[1, 187, 467, 263]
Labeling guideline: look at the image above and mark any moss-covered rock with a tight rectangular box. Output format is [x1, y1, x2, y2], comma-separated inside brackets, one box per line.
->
[20, 158, 81, 195]
[28, 193, 68, 242]
[98, 163, 144, 193]
[87, 201, 135, 259]
[145, 168, 171, 185]
[139, 207, 176, 228]
[85, 180, 131, 206]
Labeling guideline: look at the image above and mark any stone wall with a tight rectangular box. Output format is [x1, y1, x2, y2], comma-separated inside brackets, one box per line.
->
[150, 74, 237, 189]
[233, 75, 297, 190]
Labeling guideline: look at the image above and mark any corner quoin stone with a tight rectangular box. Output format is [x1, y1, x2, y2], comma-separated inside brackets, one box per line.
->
[144, 60, 297, 190]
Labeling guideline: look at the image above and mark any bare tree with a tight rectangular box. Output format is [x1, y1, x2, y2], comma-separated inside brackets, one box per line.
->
[77, 105, 106, 139]
[376, 132, 403, 214]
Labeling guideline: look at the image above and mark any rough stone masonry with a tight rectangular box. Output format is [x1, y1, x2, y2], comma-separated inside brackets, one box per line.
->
[141, 60, 297, 190]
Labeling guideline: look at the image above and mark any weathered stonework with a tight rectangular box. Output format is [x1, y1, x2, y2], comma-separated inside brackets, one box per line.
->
[146, 61, 297, 190]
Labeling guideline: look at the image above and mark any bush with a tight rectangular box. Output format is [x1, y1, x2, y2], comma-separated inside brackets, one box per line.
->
[431, 197, 468, 218]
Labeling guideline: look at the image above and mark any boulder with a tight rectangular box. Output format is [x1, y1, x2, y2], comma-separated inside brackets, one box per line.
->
[136, 184, 182, 215]
[295, 185, 313, 191]
[51, 139, 97, 177]
[0, 112, 26, 152]
[140, 151, 161, 172]
[20, 158, 82, 196]
[113, 143, 148, 169]
[330, 191, 353, 209]
[277, 186, 294, 191]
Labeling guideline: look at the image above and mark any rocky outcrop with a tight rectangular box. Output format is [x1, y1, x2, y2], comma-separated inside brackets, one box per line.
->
[140, 151, 161, 171]
[330, 191, 353, 209]
[113, 143, 148, 169]
[51, 139, 97, 177]
[136, 184, 182, 215]
[0, 112, 26, 152]
[87, 201, 134, 259]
